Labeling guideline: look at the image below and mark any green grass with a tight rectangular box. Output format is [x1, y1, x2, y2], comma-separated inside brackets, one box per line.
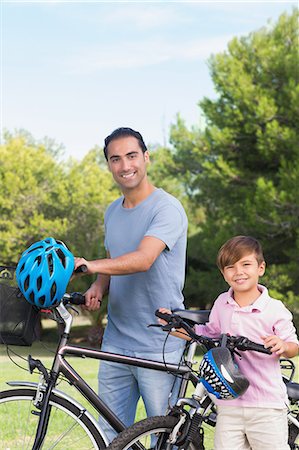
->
[1, 330, 298, 450]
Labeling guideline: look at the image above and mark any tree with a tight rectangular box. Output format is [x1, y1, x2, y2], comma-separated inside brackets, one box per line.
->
[169, 9, 299, 320]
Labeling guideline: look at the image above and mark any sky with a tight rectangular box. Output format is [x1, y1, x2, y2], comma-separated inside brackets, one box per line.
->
[1, 1, 297, 160]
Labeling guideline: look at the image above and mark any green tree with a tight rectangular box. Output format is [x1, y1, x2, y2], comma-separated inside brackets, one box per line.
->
[170, 9, 299, 319]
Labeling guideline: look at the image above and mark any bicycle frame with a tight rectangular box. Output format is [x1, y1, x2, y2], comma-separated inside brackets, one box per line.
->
[8, 302, 200, 449]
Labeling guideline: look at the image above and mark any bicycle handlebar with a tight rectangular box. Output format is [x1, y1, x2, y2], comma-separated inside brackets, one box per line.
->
[62, 292, 86, 306]
[155, 310, 272, 355]
[74, 264, 88, 274]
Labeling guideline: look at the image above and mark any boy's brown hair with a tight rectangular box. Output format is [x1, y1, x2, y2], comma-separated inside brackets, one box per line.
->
[217, 236, 265, 272]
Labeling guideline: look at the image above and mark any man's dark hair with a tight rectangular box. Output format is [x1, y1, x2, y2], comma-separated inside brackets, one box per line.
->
[103, 127, 147, 160]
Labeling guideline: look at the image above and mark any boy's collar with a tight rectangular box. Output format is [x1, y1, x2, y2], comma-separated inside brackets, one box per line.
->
[227, 285, 269, 312]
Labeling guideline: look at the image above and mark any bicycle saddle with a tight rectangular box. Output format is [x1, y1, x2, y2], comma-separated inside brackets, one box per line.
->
[286, 381, 299, 401]
[173, 309, 210, 325]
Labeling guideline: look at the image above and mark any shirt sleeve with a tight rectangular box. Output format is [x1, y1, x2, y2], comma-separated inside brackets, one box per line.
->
[194, 297, 222, 338]
[144, 203, 187, 251]
[273, 301, 299, 344]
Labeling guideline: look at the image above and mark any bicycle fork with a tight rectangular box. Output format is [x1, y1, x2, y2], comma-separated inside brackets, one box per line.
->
[28, 355, 58, 450]
[168, 384, 214, 450]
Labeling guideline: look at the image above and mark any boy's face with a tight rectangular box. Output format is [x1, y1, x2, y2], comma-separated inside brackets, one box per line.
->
[222, 252, 265, 294]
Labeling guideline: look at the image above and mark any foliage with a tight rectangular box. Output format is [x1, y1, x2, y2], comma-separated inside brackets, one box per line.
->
[1, 10, 298, 331]
[169, 9, 299, 323]
[0, 132, 119, 312]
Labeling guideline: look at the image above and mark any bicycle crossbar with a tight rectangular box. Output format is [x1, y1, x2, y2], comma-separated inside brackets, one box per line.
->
[59, 345, 193, 375]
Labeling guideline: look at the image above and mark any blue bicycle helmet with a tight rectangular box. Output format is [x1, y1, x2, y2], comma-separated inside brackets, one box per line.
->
[16, 237, 75, 308]
[199, 347, 249, 399]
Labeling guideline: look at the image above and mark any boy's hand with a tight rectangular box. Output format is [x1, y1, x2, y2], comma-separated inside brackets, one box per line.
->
[157, 308, 172, 326]
[261, 335, 288, 356]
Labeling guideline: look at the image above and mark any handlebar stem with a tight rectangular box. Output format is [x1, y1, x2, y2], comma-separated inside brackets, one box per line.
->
[56, 303, 73, 335]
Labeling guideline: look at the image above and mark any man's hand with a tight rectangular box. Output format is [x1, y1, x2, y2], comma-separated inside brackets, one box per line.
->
[75, 257, 94, 275]
[83, 281, 102, 311]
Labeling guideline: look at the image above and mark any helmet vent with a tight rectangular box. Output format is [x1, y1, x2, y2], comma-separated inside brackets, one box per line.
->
[29, 291, 35, 303]
[37, 276, 42, 291]
[56, 248, 66, 267]
[47, 254, 54, 275]
[36, 255, 42, 266]
[39, 295, 46, 306]
[50, 282, 57, 300]
[24, 275, 30, 291]
[28, 245, 43, 254]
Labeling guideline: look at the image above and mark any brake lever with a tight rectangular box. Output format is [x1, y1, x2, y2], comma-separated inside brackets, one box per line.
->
[147, 323, 175, 332]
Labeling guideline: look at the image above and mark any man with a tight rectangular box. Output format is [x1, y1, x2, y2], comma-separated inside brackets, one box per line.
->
[75, 127, 187, 441]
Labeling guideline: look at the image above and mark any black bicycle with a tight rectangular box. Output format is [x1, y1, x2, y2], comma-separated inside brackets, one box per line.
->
[106, 310, 299, 450]
[0, 293, 209, 449]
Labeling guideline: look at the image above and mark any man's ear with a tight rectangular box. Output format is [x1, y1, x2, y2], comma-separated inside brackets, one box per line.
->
[144, 151, 150, 163]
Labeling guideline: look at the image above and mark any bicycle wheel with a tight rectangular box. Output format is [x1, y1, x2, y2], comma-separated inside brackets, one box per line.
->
[288, 416, 299, 450]
[107, 415, 204, 450]
[0, 388, 106, 449]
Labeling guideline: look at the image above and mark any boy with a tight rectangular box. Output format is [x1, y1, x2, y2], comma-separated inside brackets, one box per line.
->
[159, 235, 298, 450]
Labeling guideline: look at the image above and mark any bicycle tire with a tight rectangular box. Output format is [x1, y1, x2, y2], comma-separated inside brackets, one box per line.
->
[288, 416, 299, 450]
[107, 415, 205, 450]
[0, 388, 106, 449]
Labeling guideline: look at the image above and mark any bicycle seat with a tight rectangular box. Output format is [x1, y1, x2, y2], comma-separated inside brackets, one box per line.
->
[172, 309, 210, 325]
[285, 380, 299, 401]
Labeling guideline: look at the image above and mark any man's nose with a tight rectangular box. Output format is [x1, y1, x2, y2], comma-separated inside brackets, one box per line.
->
[120, 158, 130, 171]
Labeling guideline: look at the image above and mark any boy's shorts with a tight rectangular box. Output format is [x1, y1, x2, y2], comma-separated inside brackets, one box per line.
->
[214, 405, 289, 450]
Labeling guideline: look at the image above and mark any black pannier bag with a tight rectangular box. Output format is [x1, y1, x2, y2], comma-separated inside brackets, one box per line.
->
[0, 266, 39, 346]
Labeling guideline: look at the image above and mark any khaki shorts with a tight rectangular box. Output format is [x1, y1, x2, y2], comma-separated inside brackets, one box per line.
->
[214, 405, 289, 450]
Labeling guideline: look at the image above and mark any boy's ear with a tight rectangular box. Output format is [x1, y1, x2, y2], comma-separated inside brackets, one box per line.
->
[259, 261, 266, 276]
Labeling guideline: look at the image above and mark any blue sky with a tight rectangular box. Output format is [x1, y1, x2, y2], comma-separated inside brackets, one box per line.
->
[1, 1, 297, 160]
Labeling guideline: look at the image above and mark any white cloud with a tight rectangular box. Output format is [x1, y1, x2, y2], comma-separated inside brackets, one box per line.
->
[63, 33, 233, 73]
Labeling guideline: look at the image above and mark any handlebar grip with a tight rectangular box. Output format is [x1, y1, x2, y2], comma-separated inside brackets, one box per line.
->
[237, 338, 272, 355]
[69, 292, 86, 305]
[155, 310, 172, 321]
[74, 265, 88, 274]
[249, 342, 272, 355]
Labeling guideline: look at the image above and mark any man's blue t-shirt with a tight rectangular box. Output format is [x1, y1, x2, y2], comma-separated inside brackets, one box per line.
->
[103, 188, 188, 352]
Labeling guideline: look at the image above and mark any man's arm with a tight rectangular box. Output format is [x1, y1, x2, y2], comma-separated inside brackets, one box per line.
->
[74, 236, 166, 275]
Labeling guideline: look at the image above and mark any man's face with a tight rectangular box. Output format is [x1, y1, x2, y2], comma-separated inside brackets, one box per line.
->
[106, 136, 149, 191]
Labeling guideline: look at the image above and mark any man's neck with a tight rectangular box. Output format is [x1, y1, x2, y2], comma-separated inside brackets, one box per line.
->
[122, 182, 156, 208]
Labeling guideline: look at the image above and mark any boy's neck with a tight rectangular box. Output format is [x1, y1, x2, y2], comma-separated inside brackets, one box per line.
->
[233, 286, 262, 307]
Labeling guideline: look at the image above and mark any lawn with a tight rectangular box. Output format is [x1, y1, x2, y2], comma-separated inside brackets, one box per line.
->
[0, 318, 298, 450]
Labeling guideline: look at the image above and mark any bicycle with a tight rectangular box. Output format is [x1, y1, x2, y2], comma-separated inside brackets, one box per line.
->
[106, 310, 299, 450]
[0, 293, 210, 450]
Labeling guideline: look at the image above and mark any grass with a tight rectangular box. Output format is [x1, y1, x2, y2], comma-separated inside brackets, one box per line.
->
[1, 318, 298, 450]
